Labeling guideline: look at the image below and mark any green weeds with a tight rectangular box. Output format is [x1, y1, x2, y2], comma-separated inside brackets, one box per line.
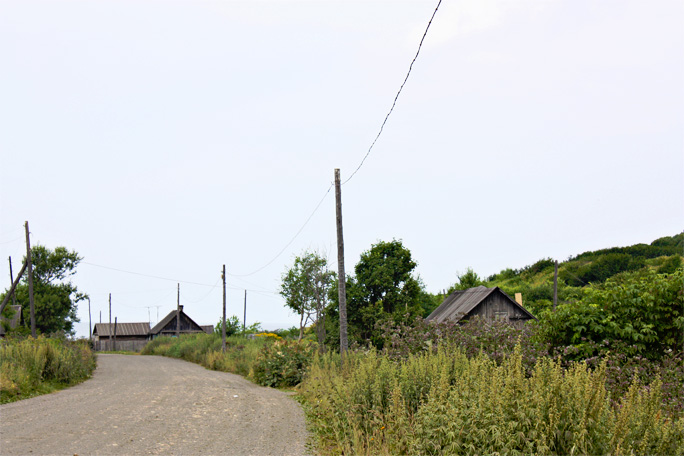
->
[0, 336, 96, 403]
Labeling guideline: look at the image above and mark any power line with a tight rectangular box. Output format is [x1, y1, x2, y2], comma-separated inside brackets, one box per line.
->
[81, 261, 218, 287]
[226, 182, 334, 277]
[343, 0, 443, 185]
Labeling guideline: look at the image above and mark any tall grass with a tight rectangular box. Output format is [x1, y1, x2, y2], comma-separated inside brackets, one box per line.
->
[298, 345, 684, 455]
[0, 336, 96, 403]
[141, 333, 268, 378]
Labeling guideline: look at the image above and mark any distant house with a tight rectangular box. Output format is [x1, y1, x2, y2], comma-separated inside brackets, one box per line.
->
[0, 305, 22, 337]
[201, 325, 214, 335]
[426, 286, 535, 326]
[148, 306, 207, 339]
[92, 322, 150, 352]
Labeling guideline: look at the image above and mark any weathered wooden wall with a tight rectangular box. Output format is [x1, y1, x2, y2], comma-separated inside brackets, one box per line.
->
[94, 339, 149, 352]
[467, 294, 531, 323]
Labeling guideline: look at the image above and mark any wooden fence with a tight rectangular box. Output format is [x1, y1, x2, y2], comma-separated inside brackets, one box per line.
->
[94, 339, 149, 352]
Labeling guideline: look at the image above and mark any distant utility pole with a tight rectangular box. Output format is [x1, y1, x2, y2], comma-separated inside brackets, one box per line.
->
[553, 260, 558, 311]
[8, 257, 17, 307]
[222, 265, 226, 353]
[88, 297, 92, 341]
[0, 259, 26, 317]
[113, 317, 117, 352]
[243, 290, 247, 335]
[109, 293, 112, 350]
[25, 221, 36, 338]
[176, 283, 180, 337]
[334, 169, 348, 355]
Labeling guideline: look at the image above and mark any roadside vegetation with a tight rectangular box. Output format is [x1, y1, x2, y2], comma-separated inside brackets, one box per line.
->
[138, 233, 684, 454]
[0, 335, 96, 403]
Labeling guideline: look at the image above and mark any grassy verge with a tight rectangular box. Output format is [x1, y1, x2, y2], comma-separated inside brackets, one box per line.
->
[298, 346, 684, 455]
[141, 332, 314, 389]
[0, 336, 97, 404]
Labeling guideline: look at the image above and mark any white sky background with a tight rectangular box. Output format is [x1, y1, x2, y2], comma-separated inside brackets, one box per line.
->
[1, 0, 682, 338]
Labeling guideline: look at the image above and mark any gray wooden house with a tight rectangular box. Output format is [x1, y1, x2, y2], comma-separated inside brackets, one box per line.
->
[92, 322, 151, 351]
[148, 306, 206, 338]
[426, 286, 535, 326]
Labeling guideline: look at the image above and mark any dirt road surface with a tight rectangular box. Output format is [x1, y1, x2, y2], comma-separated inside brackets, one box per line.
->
[0, 354, 309, 455]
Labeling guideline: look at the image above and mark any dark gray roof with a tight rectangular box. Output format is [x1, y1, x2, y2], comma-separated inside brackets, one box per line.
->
[149, 309, 204, 335]
[426, 286, 535, 323]
[93, 322, 150, 337]
[201, 325, 214, 335]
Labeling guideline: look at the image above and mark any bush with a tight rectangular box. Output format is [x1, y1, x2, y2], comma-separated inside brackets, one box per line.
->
[298, 346, 684, 455]
[0, 336, 96, 403]
[252, 340, 315, 387]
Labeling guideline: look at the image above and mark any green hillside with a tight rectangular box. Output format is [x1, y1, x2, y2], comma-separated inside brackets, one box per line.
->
[482, 232, 683, 317]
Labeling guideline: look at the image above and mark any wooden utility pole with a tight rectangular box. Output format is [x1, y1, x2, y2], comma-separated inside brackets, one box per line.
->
[243, 290, 247, 335]
[25, 221, 36, 337]
[113, 317, 117, 352]
[0, 261, 26, 316]
[334, 169, 348, 355]
[553, 260, 558, 311]
[176, 283, 180, 337]
[8, 257, 17, 307]
[88, 297, 92, 341]
[109, 293, 112, 349]
[222, 265, 226, 353]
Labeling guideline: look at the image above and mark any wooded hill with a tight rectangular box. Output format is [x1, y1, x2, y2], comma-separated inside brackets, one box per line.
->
[477, 232, 683, 317]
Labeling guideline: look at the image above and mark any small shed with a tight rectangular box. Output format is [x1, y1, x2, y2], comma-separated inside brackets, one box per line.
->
[92, 322, 151, 352]
[426, 286, 535, 326]
[148, 306, 206, 338]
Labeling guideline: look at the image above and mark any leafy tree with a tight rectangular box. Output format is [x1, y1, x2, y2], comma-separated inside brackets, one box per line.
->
[327, 240, 427, 347]
[448, 267, 484, 293]
[0, 245, 86, 336]
[280, 250, 335, 345]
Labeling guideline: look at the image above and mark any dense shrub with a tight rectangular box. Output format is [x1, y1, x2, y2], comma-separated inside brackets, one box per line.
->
[0, 336, 96, 403]
[252, 340, 315, 387]
[299, 346, 684, 455]
[538, 268, 683, 359]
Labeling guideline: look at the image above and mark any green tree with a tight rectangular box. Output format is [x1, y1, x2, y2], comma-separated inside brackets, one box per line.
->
[0, 245, 85, 336]
[328, 240, 427, 347]
[448, 267, 484, 293]
[280, 250, 335, 345]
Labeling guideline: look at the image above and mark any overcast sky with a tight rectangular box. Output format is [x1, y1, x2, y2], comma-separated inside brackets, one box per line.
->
[1, 0, 682, 338]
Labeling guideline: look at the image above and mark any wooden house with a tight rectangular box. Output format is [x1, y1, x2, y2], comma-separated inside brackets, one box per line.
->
[92, 322, 150, 352]
[426, 286, 535, 326]
[148, 306, 207, 338]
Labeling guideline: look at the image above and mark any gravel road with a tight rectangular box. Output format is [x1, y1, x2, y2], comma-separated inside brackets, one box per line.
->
[0, 354, 309, 455]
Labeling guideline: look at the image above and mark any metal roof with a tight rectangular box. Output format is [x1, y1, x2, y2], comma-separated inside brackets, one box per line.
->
[149, 309, 204, 335]
[426, 286, 535, 323]
[93, 322, 150, 337]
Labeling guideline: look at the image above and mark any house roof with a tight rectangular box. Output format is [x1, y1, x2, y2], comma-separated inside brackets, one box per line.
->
[426, 286, 535, 323]
[149, 309, 204, 335]
[201, 325, 214, 335]
[93, 322, 150, 337]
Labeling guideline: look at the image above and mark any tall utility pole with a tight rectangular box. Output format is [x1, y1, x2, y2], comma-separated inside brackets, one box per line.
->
[222, 265, 226, 353]
[8, 257, 17, 307]
[88, 297, 92, 341]
[176, 283, 180, 337]
[334, 169, 348, 355]
[243, 290, 247, 335]
[109, 293, 112, 349]
[25, 221, 36, 337]
[553, 260, 558, 311]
